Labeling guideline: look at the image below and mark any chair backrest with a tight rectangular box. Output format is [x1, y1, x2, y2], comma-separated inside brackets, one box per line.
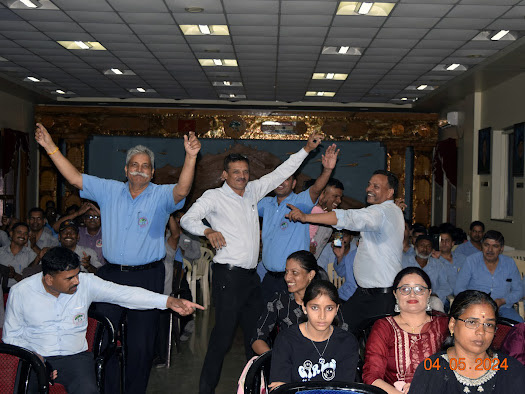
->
[0, 343, 49, 394]
[271, 381, 388, 394]
[327, 263, 345, 289]
[492, 317, 518, 350]
[503, 250, 525, 278]
[196, 247, 214, 277]
[244, 350, 272, 394]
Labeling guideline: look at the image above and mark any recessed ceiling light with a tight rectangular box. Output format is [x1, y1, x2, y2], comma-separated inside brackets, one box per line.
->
[219, 93, 246, 99]
[212, 81, 243, 87]
[185, 7, 204, 13]
[136, 87, 146, 93]
[180, 25, 229, 36]
[322, 46, 362, 56]
[337, 2, 395, 16]
[312, 73, 348, 80]
[57, 41, 106, 50]
[199, 59, 238, 67]
[401, 97, 408, 101]
[326, 73, 335, 79]
[103, 69, 136, 76]
[0, 56, 8, 62]
[305, 91, 336, 97]
[223, 81, 231, 86]
[27, 76, 40, 82]
[19, 0, 41, 8]
[417, 84, 428, 90]
[128, 88, 156, 93]
[55, 89, 65, 94]
[111, 68, 123, 75]
[491, 30, 510, 41]
[338, 46, 349, 54]
[446, 63, 460, 71]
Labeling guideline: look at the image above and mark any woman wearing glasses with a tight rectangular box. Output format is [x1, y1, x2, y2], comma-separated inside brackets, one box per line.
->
[363, 267, 448, 393]
[409, 290, 525, 393]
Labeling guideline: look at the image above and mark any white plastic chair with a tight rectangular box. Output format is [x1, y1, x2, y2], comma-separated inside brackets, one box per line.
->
[186, 247, 214, 309]
[327, 262, 345, 289]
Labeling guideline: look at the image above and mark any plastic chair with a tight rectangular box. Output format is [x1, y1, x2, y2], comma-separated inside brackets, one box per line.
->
[0, 343, 49, 394]
[186, 247, 214, 309]
[271, 381, 387, 394]
[503, 250, 525, 319]
[327, 263, 345, 289]
[243, 350, 272, 394]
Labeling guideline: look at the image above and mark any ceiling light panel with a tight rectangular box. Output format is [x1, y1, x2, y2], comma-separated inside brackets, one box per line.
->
[179, 25, 230, 36]
[312, 73, 348, 80]
[198, 59, 238, 67]
[102, 69, 136, 76]
[336, 2, 396, 17]
[57, 41, 106, 50]
[322, 46, 362, 56]
[305, 91, 336, 97]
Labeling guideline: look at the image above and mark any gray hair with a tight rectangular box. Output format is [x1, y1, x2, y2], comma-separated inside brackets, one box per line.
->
[126, 145, 155, 168]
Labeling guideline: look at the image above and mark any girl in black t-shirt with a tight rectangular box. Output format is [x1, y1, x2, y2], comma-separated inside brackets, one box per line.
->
[269, 280, 358, 390]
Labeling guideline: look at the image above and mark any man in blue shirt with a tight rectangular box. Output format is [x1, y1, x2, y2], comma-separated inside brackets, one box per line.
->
[258, 144, 339, 303]
[331, 230, 358, 302]
[454, 230, 523, 322]
[35, 123, 201, 393]
[3, 247, 201, 394]
[455, 220, 484, 257]
[401, 235, 446, 310]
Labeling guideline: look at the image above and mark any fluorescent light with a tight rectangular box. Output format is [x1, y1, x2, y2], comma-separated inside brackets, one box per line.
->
[27, 76, 40, 82]
[136, 87, 146, 93]
[446, 63, 460, 71]
[20, 0, 39, 8]
[326, 73, 335, 79]
[74, 41, 91, 50]
[55, 89, 65, 94]
[417, 84, 427, 90]
[110, 68, 123, 75]
[223, 81, 231, 86]
[229, 94, 235, 98]
[401, 97, 408, 101]
[357, 2, 374, 15]
[491, 30, 509, 41]
[338, 46, 350, 54]
[198, 25, 212, 35]
[317, 91, 325, 96]
[213, 59, 223, 66]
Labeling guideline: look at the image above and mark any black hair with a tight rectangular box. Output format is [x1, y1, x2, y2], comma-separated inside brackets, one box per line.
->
[438, 222, 455, 234]
[41, 247, 80, 276]
[470, 221, 485, 232]
[372, 169, 398, 197]
[303, 280, 341, 307]
[393, 267, 432, 291]
[28, 207, 45, 217]
[452, 227, 467, 245]
[482, 230, 504, 247]
[442, 290, 498, 356]
[66, 205, 80, 215]
[415, 234, 433, 246]
[325, 178, 344, 191]
[411, 223, 427, 236]
[223, 153, 249, 171]
[286, 250, 324, 280]
[11, 222, 29, 233]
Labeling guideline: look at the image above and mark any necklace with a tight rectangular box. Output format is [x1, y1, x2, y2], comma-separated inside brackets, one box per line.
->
[306, 322, 333, 364]
[398, 315, 429, 334]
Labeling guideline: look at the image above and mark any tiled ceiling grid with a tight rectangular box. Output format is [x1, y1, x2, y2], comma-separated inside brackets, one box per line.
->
[0, 0, 523, 104]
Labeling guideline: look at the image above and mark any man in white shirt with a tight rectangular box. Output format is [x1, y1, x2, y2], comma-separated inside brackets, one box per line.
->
[287, 169, 404, 333]
[0, 222, 37, 287]
[181, 134, 322, 394]
[3, 247, 202, 393]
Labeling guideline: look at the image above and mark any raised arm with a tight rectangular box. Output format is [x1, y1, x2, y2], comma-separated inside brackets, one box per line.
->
[173, 132, 201, 204]
[308, 143, 339, 203]
[35, 123, 83, 189]
[286, 204, 338, 225]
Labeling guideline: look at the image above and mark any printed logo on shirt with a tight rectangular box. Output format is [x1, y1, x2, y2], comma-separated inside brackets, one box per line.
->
[280, 221, 289, 230]
[96, 239, 103, 248]
[138, 217, 148, 228]
[298, 359, 336, 382]
[73, 313, 86, 325]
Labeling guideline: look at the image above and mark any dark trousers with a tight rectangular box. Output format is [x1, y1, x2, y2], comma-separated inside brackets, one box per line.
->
[95, 261, 165, 394]
[260, 271, 287, 305]
[30, 352, 97, 394]
[199, 264, 262, 394]
[341, 287, 396, 335]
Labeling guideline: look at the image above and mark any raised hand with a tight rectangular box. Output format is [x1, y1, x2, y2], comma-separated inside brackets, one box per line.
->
[35, 123, 56, 152]
[395, 198, 407, 211]
[184, 131, 201, 158]
[285, 204, 306, 223]
[305, 132, 324, 153]
[322, 143, 340, 170]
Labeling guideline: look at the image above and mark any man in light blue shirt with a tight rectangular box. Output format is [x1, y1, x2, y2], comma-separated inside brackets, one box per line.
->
[3, 247, 201, 394]
[401, 235, 446, 310]
[35, 123, 201, 393]
[258, 144, 338, 302]
[454, 230, 523, 322]
[455, 220, 484, 257]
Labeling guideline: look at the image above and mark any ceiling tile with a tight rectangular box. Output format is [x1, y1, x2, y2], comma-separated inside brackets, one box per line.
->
[170, 13, 227, 24]
[223, 0, 279, 14]
[391, 4, 454, 17]
[447, 5, 512, 18]
[383, 17, 439, 29]
[80, 23, 134, 35]
[52, 0, 113, 12]
[107, 0, 169, 13]
[376, 28, 429, 40]
[119, 13, 176, 25]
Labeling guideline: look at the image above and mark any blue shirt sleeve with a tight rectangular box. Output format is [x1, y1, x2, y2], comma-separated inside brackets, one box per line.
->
[454, 257, 473, 295]
[80, 174, 122, 208]
[258, 197, 270, 217]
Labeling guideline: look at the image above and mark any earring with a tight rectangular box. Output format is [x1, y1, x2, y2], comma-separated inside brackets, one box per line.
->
[426, 299, 432, 311]
[394, 300, 400, 313]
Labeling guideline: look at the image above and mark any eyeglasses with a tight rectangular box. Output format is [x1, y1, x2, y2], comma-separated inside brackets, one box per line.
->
[85, 215, 100, 220]
[396, 285, 429, 296]
[456, 318, 497, 333]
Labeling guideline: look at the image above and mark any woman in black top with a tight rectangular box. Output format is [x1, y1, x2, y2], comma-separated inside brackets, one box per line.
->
[251, 251, 347, 355]
[269, 280, 358, 390]
[410, 290, 525, 393]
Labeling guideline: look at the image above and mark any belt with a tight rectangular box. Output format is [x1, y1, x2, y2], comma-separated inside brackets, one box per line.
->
[214, 263, 256, 274]
[358, 286, 393, 295]
[108, 260, 161, 272]
[266, 270, 285, 277]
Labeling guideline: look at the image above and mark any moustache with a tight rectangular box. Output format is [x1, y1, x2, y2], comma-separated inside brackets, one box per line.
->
[129, 171, 149, 178]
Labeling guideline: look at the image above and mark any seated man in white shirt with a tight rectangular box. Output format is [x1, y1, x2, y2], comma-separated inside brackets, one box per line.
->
[58, 220, 101, 273]
[0, 222, 38, 287]
[2, 247, 202, 394]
